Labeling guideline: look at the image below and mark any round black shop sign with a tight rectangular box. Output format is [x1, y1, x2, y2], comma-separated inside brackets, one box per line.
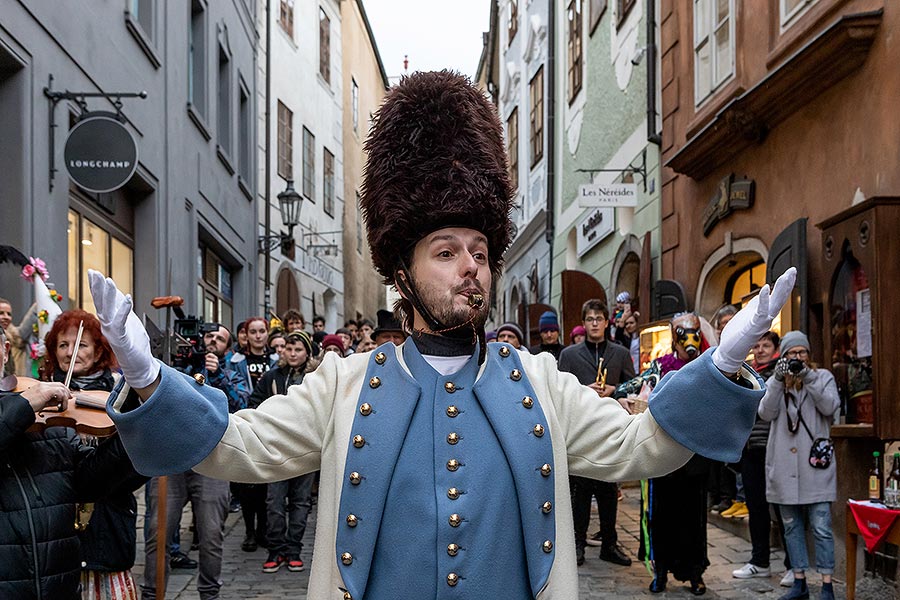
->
[64, 113, 138, 193]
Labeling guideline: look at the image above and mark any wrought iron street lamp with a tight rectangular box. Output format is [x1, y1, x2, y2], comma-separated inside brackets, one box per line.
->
[259, 179, 302, 254]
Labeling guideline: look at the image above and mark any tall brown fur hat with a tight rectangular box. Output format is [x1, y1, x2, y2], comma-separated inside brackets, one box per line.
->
[360, 70, 514, 284]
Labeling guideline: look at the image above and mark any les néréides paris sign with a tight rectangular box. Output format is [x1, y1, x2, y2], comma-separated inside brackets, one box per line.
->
[575, 182, 637, 257]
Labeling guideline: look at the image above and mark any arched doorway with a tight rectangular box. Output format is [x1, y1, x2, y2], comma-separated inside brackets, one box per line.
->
[614, 253, 640, 301]
[509, 284, 521, 323]
[697, 251, 766, 320]
[276, 267, 300, 319]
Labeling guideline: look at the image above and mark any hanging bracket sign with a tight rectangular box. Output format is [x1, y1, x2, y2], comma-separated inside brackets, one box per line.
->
[64, 112, 138, 193]
[578, 182, 638, 207]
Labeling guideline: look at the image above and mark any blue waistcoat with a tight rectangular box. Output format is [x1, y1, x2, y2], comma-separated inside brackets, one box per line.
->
[335, 341, 556, 599]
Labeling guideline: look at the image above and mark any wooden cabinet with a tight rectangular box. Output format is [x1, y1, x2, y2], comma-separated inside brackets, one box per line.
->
[818, 198, 900, 440]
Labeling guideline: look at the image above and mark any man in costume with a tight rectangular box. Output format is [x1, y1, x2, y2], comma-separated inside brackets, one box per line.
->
[89, 71, 795, 600]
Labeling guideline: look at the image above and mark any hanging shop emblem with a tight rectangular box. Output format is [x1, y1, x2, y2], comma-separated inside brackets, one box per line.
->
[702, 174, 755, 236]
[64, 113, 138, 193]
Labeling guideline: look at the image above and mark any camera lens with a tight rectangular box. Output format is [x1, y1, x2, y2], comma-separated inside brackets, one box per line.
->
[787, 358, 804, 374]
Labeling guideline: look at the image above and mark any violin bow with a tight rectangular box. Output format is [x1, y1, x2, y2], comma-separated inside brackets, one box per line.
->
[62, 320, 84, 393]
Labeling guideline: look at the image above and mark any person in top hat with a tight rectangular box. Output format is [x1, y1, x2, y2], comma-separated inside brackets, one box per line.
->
[372, 309, 407, 346]
[529, 311, 564, 360]
[88, 70, 796, 600]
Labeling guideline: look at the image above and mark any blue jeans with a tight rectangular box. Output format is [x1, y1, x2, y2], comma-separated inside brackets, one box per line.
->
[778, 502, 835, 575]
[266, 472, 315, 557]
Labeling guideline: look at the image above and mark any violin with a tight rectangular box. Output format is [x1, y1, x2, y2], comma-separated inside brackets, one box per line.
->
[6, 376, 117, 437]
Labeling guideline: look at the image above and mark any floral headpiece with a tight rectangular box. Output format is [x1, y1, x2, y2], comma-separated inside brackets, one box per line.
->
[21, 257, 49, 281]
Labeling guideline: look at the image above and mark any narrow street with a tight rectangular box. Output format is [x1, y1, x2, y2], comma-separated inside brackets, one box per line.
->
[130, 485, 892, 599]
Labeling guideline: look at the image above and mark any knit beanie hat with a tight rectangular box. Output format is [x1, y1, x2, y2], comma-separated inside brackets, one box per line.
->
[538, 311, 559, 332]
[616, 291, 632, 304]
[779, 330, 810, 356]
[321, 334, 345, 353]
[570, 325, 586, 338]
[485, 330, 498, 342]
[496, 322, 524, 345]
[286, 330, 314, 357]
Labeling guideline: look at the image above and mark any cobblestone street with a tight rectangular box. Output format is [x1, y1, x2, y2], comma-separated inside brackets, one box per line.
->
[130, 485, 897, 599]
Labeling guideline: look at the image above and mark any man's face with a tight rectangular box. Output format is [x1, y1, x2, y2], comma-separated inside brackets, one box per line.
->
[313, 319, 325, 332]
[270, 336, 286, 358]
[406, 227, 491, 331]
[282, 341, 308, 368]
[540, 329, 559, 345]
[203, 326, 231, 357]
[583, 310, 607, 343]
[287, 318, 304, 332]
[336, 332, 351, 350]
[753, 338, 777, 364]
[360, 323, 373, 339]
[0, 302, 12, 330]
[357, 335, 377, 353]
[497, 330, 520, 348]
[347, 324, 358, 341]
[375, 331, 406, 346]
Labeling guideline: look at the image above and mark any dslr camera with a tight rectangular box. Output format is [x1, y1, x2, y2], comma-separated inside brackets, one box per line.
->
[787, 358, 805, 374]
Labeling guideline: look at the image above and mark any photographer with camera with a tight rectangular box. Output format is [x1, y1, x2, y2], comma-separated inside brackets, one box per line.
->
[142, 323, 249, 600]
[758, 331, 840, 600]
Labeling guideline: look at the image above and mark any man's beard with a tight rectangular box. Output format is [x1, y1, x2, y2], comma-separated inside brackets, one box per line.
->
[415, 277, 490, 331]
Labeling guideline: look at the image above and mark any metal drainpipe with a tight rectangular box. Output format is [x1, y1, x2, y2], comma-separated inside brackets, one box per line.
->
[545, 0, 556, 302]
[263, 0, 273, 316]
[647, 0, 662, 145]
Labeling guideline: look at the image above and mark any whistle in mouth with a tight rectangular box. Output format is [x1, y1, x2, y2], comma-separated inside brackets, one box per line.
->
[468, 293, 485, 309]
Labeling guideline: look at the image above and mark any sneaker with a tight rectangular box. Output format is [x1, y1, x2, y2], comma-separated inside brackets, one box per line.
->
[599, 544, 632, 566]
[229, 498, 242, 513]
[169, 551, 197, 570]
[721, 501, 746, 518]
[780, 569, 795, 587]
[585, 531, 603, 547]
[710, 500, 733, 513]
[286, 555, 305, 572]
[732, 563, 770, 578]
[730, 501, 749, 519]
[262, 554, 285, 573]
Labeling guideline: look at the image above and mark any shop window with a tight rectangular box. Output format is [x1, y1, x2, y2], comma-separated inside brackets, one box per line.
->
[725, 260, 765, 306]
[67, 208, 133, 315]
[529, 67, 544, 168]
[507, 108, 519, 191]
[567, 0, 583, 103]
[198, 246, 233, 329]
[319, 8, 331, 84]
[693, 0, 734, 105]
[830, 245, 871, 424]
[781, 0, 819, 28]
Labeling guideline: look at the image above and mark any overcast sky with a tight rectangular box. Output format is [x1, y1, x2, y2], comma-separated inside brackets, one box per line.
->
[362, 0, 491, 81]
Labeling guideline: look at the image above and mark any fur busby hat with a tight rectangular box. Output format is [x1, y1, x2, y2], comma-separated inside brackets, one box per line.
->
[360, 70, 515, 285]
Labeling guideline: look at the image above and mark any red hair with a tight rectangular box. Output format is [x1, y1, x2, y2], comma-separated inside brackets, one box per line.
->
[43, 309, 118, 376]
[242, 317, 268, 332]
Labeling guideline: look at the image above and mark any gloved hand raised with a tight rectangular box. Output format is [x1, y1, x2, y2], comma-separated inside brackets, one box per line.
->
[713, 267, 797, 375]
[88, 270, 160, 389]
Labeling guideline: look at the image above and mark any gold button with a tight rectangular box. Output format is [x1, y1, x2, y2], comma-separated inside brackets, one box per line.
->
[447, 432, 459, 445]
[369, 376, 381, 389]
[447, 543, 459, 556]
[447, 459, 460, 472]
[346, 514, 358, 527]
[193, 373, 206, 385]
[444, 382, 456, 393]
[499, 346, 510, 357]
[349, 472, 361, 485]
[791, 447, 797, 454]
[359, 403, 372, 416]
[375, 352, 386, 364]
[510, 369, 522, 381]
[341, 552, 353, 565]
[540, 463, 552, 477]
[446, 405, 459, 418]
[542, 501, 552, 514]
[353, 435, 365, 448]
[344, 593, 352, 600]
[522, 396, 534, 408]
[448, 487, 460, 500]
[543, 540, 553, 553]
[533, 424, 545, 437]
[447, 572, 459, 586]
[449, 513, 462, 527]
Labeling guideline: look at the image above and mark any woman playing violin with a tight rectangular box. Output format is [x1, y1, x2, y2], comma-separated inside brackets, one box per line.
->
[41, 310, 146, 600]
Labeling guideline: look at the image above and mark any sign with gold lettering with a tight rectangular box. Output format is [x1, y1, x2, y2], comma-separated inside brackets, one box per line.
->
[702, 174, 755, 236]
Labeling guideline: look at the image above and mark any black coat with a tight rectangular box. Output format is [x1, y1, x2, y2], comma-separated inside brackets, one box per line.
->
[558, 338, 636, 388]
[0, 391, 142, 599]
[249, 364, 306, 408]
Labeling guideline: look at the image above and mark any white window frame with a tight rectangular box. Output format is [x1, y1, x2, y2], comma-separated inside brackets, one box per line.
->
[780, 0, 818, 29]
[693, 0, 735, 106]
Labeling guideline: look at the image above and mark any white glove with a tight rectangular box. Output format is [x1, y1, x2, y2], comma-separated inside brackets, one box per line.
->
[712, 267, 797, 374]
[88, 269, 160, 389]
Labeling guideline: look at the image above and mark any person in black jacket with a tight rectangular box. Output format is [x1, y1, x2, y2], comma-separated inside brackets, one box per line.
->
[528, 311, 564, 360]
[249, 331, 318, 574]
[558, 299, 636, 568]
[0, 326, 143, 600]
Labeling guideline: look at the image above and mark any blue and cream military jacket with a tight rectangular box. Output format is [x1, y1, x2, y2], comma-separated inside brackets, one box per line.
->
[108, 341, 764, 599]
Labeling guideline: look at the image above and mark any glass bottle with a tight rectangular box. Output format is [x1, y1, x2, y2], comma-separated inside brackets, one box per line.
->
[885, 452, 900, 510]
[869, 451, 883, 503]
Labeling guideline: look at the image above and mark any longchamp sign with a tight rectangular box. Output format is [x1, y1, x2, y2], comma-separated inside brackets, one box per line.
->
[64, 113, 138, 193]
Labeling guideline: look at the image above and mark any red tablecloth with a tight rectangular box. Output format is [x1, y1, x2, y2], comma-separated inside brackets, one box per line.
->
[848, 500, 900, 552]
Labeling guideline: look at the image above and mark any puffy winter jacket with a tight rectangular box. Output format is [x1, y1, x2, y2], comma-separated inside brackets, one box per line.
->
[0, 391, 141, 599]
